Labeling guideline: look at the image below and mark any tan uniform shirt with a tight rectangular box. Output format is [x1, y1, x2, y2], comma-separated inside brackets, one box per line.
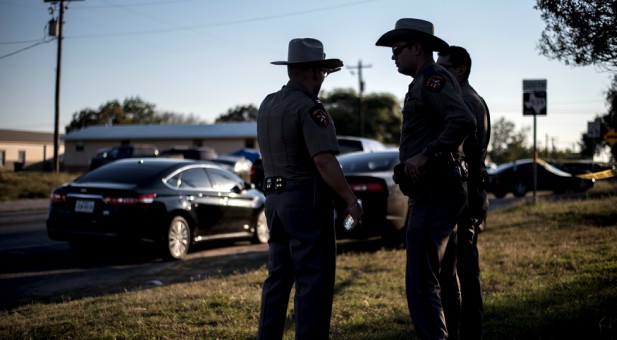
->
[400, 60, 476, 162]
[257, 80, 340, 181]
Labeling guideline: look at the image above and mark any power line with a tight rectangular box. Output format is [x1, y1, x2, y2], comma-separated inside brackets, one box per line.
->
[0, 39, 54, 60]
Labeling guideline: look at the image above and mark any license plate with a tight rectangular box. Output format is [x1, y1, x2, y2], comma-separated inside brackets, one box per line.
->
[75, 200, 95, 213]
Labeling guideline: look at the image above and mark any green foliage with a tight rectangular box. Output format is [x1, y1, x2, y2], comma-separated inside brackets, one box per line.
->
[535, 0, 617, 71]
[488, 117, 532, 163]
[65, 97, 205, 132]
[321, 88, 402, 145]
[215, 104, 258, 123]
[0, 171, 79, 201]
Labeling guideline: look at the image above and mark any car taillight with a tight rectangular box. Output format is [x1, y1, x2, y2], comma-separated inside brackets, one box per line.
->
[349, 182, 386, 193]
[104, 193, 156, 205]
[50, 192, 66, 203]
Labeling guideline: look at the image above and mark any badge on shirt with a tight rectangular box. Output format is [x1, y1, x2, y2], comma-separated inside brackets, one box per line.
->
[311, 108, 330, 127]
[425, 75, 446, 92]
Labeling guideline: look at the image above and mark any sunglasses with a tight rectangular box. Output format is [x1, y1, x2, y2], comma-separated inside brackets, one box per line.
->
[392, 43, 411, 56]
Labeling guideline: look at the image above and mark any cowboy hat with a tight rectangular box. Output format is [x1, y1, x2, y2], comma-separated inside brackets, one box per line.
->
[375, 18, 449, 52]
[271, 38, 343, 69]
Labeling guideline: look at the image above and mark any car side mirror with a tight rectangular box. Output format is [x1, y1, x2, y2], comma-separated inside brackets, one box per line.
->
[231, 185, 242, 194]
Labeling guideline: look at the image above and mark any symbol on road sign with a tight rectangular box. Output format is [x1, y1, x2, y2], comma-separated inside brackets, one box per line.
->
[605, 128, 617, 146]
[523, 79, 547, 116]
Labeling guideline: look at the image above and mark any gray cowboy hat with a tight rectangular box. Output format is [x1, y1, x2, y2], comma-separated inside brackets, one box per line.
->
[375, 18, 449, 52]
[271, 38, 343, 69]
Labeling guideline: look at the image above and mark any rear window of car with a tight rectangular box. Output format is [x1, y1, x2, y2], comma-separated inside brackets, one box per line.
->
[76, 162, 171, 185]
[338, 152, 398, 173]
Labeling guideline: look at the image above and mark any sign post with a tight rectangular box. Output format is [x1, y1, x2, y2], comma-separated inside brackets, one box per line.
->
[523, 79, 547, 203]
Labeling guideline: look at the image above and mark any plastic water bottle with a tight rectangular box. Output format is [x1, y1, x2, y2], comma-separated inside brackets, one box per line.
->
[343, 214, 355, 230]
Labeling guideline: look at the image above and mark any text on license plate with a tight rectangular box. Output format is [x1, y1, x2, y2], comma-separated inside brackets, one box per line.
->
[75, 200, 95, 213]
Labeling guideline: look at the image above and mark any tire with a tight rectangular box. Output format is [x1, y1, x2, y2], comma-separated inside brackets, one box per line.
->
[513, 182, 527, 197]
[252, 210, 269, 244]
[492, 190, 506, 199]
[162, 216, 191, 260]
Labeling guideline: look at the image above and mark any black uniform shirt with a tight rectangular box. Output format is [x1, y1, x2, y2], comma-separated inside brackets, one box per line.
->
[257, 80, 340, 181]
[400, 60, 476, 163]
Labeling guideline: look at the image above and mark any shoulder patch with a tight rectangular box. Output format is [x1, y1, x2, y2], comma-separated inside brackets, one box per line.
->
[425, 75, 446, 92]
[310, 108, 330, 127]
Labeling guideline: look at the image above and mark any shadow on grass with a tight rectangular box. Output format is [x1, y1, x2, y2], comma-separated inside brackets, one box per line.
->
[484, 264, 617, 339]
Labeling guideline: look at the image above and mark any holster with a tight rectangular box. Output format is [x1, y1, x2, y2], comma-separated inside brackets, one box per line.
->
[393, 163, 413, 196]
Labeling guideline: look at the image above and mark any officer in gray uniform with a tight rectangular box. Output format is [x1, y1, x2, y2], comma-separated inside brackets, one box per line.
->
[377, 19, 476, 340]
[438, 45, 491, 340]
[257, 38, 362, 340]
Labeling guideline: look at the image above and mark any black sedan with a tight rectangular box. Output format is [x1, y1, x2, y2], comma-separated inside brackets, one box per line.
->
[487, 158, 595, 198]
[335, 150, 408, 246]
[47, 158, 268, 260]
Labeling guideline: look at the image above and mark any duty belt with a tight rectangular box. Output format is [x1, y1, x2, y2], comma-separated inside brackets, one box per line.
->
[264, 177, 314, 194]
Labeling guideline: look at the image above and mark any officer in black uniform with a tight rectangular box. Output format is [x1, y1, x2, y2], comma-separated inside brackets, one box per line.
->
[256, 38, 363, 340]
[377, 19, 476, 340]
[438, 45, 491, 340]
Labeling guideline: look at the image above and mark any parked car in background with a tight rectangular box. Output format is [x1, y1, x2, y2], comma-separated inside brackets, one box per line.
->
[159, 146, 218, 161]
[210, 155, 253, 183]
[89, 144, 159, 170]
[337, 136, 387, 155]
[249, 136, 389, 191]
[548, 159, 616, 176]
[335, 149, 407, 247]
[47, 158, 268, 260]
[487, 158, 595, 198]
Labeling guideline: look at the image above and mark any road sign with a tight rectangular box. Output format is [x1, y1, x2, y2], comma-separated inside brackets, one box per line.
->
[605, 128, 617, 146]
[523, 79, 547, 116]
[588, 121, 601, 138]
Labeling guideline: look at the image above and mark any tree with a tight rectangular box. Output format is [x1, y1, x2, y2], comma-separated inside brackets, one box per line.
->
[488, 117, 532, 164]
[215, 105, 258, 123]
[321, 88, 402, 145]
[579, 75, 617, 160]
[535, 0, 617, 71]
[65, 97, 204, 132]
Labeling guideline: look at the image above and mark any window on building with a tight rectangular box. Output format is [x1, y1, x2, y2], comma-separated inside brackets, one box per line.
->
[18, 150, 26, 163]
[245, 139, 255, 148]
[0, 150, 5, 167]
[76, 141, 85, 151]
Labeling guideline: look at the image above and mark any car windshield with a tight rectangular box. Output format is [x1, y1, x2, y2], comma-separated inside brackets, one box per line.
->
[338, 152, 398, 173]
[76, 161, 171, 185]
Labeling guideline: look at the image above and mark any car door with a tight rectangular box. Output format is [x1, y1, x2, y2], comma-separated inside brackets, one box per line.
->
[169, 166, 228, 235]
[205, 167, 256, 234]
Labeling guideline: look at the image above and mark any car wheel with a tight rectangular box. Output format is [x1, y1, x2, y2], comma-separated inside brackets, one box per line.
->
[513, 182, 527, 197]
[163, 216, 191, 260]
[492, 190, 507, 199]
[252, 210, 269, 244]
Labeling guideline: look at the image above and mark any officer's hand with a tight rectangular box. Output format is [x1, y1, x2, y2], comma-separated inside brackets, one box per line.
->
[404, 153, 428, 184]
[346, 201, 363, 230]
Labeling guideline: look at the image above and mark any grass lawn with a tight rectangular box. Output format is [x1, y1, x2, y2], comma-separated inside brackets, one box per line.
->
[0, 180, 615, 339]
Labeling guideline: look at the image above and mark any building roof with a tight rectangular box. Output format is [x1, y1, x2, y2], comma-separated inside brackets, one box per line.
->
[63, 122, 257, 141]
[0, 129, 62, 143]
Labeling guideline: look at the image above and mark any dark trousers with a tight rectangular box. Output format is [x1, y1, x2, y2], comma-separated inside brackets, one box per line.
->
[258, 188, 336, 340]
[456, 189, 484, 340]
[405, 181, 466, 340]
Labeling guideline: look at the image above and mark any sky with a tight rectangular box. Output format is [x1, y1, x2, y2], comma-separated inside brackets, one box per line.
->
[0, 0, 613, 154]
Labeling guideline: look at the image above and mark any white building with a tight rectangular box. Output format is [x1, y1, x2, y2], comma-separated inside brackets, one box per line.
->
[62, 122, 258, 172]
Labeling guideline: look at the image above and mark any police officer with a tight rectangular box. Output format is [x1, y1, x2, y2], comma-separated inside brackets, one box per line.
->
[256, 38, 363, 340]
[376, 19, 476, 340]
[438, 45, 491, 340]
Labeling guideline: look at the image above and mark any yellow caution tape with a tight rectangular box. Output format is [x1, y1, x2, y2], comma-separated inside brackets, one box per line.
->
[535, 158, 617, 180]
[575, 168, 617, 180]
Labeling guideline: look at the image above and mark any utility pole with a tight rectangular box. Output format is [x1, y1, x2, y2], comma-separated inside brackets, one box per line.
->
[45, 0, 82, 172]
[347, 60, 371, 137]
